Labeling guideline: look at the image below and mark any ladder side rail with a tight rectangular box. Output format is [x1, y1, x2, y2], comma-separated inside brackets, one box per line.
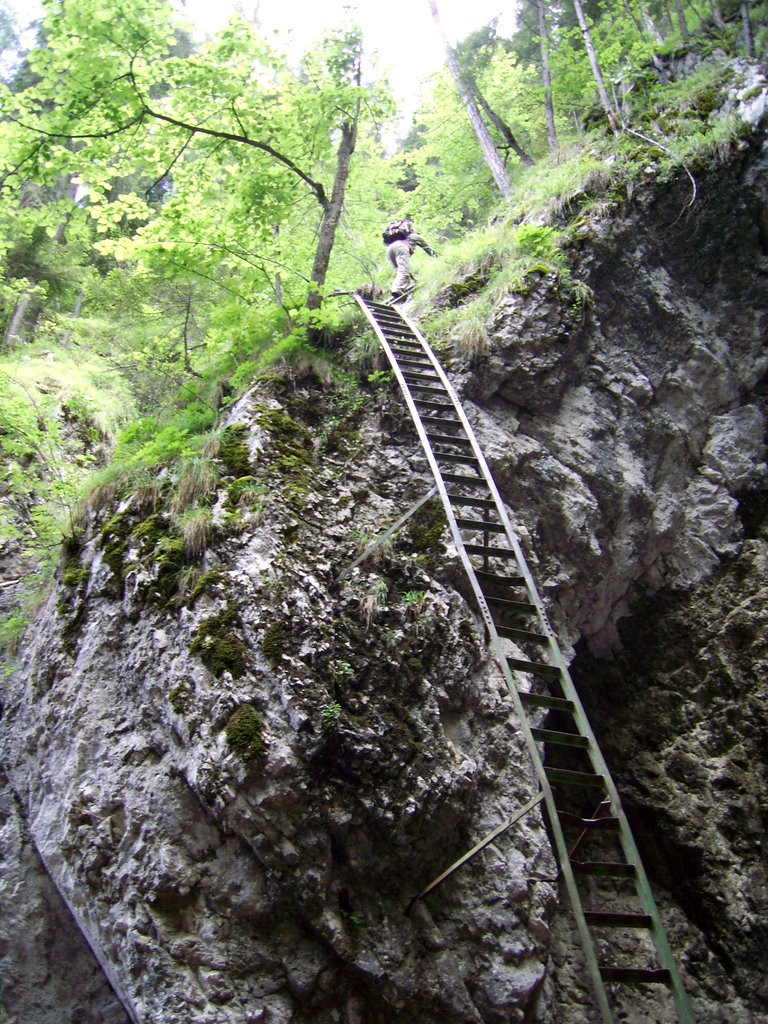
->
[355, 296, 615, 1024]
[393, 303, 694, 1022]
[395, 305, 693, 1020]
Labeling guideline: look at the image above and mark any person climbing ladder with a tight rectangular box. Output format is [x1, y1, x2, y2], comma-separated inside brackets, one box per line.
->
[382, 216, 436, 303]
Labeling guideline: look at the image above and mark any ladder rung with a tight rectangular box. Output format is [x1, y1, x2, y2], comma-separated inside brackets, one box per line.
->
[532, 728, 589, 748]
[442, 473, 486, 487]
[585, 912, 653, 929]
[465, 543, 517, 559]
[496, 625, 549, 644]
[599, 967, 672, 985]
[427, 433, 473, 448]
[520, 692, 575, 713]
[406, 382, 447, 395]
[545, 767, 604, 787]
[557, 810, 619, 830]
[508, 657, 561, 678]
[436, 452, 480, 465]
[477, 569, 526, 588]
[455, 517, 505, 533]
[486, 596, 537, 614]
[422, 416, 461, 430]
[403, 371, 440, 383]
[572, 861, 637, 879]
[414, 398, 454, 410]
[447, 493, 495, 510]
[397, 357, 432, 368]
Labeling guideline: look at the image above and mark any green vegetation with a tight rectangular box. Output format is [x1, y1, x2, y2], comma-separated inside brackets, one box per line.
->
[225, 704, 266, 759]
[0, 0, 763, 649]
[261, 620, 292, 665]
[320, 701, 343, 732]
[189, 605, 248, 677]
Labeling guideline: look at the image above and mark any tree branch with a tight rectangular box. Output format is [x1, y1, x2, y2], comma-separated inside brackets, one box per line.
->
[147, 106, 327, 208]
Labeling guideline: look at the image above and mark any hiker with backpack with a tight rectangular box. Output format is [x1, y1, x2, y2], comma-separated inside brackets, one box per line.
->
[382, 217, 436, 302]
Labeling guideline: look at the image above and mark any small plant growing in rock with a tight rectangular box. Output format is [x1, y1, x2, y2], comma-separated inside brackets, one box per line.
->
[321, 701, 342, 732]
[178, 506, 215, 558]
[171, 457, 219, 513]
[362, 579, 388, 630]
[330, 660, 355, 686]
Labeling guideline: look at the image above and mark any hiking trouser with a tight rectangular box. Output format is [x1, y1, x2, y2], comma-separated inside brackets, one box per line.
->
[386, 240, 413, 294]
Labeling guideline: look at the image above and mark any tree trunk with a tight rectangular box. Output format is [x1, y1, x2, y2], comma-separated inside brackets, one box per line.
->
[60, 289, 84, 347]
[533, 0, 558, 151]
[572, 0, 619, 132]
[672, 0, 690, 38]
[428, 0, 512, 198]
[640, 3, 666, 42]
[741, 2, 755, 57]
[711, 3, 725, 28]
[306, 101, 361, 314]
[3, 291, 31, 347]
[471, 84, 535, 166]
[273, 225, 282, 307]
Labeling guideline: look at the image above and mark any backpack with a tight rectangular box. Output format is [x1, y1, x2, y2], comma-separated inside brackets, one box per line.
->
[382, 219, 411, 244]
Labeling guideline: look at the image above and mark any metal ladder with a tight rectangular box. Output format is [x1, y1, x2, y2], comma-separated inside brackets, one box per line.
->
[355, 295, 693, 1024]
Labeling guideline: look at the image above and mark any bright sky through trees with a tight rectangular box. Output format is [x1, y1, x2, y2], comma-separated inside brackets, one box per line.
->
[5, 0, 520, 117]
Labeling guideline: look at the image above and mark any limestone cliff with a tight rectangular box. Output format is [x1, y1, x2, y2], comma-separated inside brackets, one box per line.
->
[1, 66, 767, 1024]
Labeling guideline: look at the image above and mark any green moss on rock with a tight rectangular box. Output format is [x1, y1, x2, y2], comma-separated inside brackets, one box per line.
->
[190, 604, 248, 677]
[152, 536, 186, 603]
[62, 556, 90, 589]
[218, 424, 252, 477]
[261, 619, 291, 665]
[134, 513, 168, 550]
[226, 704, 265, 759]
[225, 475, 263, 509]
[405, 499, 446, 557]
[185, 569, 223, 606]
[99, 512, 132, 583]
[169, 680, 194, 715]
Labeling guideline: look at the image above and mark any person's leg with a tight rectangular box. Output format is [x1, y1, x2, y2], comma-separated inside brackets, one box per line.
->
[388, 241, 412, 295]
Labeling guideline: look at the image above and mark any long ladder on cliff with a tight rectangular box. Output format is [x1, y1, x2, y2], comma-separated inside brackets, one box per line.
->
[354, 295, 693, 1024]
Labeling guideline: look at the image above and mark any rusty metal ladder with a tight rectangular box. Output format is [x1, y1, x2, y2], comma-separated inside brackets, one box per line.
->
[355, 294, 693, 1024]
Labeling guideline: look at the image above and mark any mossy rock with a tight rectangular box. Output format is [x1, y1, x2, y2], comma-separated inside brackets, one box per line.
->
[168, 680, 194, 715]
[692, 85, 722, 117]
[261, 619, 292, 665]
[62, 555, 90, 589]
[190, 604, 248, 677]
[258, 408, 313, 477]
[134, 513, 168, 550]
[99, 511, 133, 582]
[218, 424, 252, 477]
[225, 475, 263, 509]
[185, 569, 223, 606]
[152, 536, 187, 603]
[226, 704, 265, 760]
[405, 499, 447, 557]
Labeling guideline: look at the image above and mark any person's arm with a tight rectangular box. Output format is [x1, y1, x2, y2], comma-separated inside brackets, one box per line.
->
[409, 233, 437, 256]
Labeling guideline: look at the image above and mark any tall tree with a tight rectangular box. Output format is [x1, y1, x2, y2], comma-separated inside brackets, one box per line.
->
[0, 1, 373, 320]
[740, 2, 755, 57]
[672, 0, 691, 39]
[427, 0, 512, 198]
[531, 0, 558, 151]
[571, 0, 619, 131]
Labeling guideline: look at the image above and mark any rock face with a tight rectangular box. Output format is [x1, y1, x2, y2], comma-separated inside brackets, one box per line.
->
[2, 77, 767, 1024]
